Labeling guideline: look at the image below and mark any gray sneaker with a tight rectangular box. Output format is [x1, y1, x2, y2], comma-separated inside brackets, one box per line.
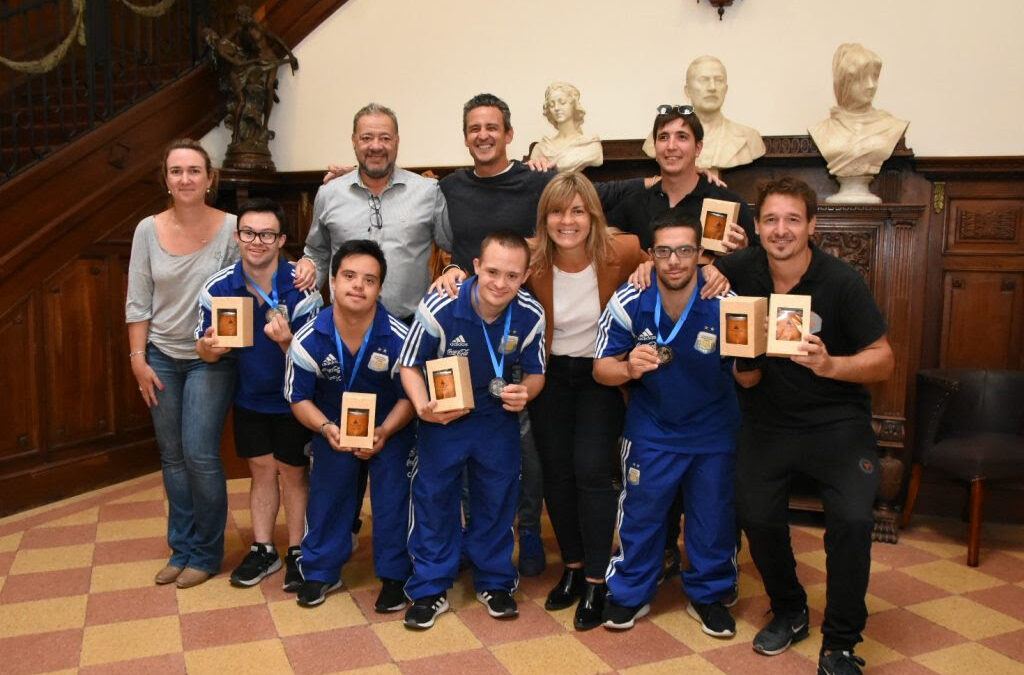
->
[753, 606, 809, 655]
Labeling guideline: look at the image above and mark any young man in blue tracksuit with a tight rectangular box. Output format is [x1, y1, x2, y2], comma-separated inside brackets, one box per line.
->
[196, 198, 322, 592]
[399, 230, 546, 629]
[593, 211, 740, 638]
[284, 240, 416, 610]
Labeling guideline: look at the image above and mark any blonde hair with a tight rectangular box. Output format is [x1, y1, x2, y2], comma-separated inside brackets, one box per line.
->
[531, 172, 611, 275]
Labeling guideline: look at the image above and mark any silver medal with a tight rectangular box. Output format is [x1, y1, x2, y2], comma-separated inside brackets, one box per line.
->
[488, 377, 508, 399]
[656, 345, 674, 365]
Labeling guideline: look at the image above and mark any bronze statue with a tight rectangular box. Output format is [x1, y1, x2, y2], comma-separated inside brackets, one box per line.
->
[205, 5, 298, 171]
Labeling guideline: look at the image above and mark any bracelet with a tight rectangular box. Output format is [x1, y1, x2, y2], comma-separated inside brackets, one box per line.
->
[319, 420, 334, 436]
[129, 350, 145, 359]
[441, 263, 462, 275]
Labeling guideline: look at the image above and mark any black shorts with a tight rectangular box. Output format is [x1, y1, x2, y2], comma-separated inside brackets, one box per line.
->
[233, 405, 311, 467]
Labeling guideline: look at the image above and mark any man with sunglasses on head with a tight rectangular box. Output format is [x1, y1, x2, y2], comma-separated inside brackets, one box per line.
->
[609, 104, 757, 258]
[294, 102, 452, 324]
[593, 210, 740, 637]
[196, 198, 324, 591]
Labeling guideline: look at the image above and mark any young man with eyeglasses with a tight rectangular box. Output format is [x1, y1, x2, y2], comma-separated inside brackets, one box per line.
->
[593, 211, 740, 638]
[608, 104, 757, 256]
[196, 198, 323, 591]
[294, 103, 452, 324]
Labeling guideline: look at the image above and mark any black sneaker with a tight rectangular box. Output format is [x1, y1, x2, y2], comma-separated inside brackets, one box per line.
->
[722, 584, 739, 608]
[404, 593, 449, 629]
[296, 579, 343, 608]
[230, 543, 281, 587]
[375, 578, 408, 613]
[687, 600, 736, 638]
[602, 600, 650, 630]
[818, 649, 865, 675]
[282, 546, 303, 593]
[753, 606, 810, 656]
[476, 589, 518, 618]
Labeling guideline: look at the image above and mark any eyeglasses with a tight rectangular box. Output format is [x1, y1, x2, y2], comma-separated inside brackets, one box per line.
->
[237, 228, 281, 244]
[368, 194, 382, 230]
[656, 104, 695, 116]
[651, 245, 699, 259]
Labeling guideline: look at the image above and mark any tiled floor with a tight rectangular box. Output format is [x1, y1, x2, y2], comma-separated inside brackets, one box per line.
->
[2, 472, 1024, 674]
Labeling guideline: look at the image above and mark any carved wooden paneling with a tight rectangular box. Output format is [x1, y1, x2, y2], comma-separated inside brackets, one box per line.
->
[813, 229, 875, 282]
[0, 296, 40, 461]
[43, 259, 115, 449]
[945, 199, 1024, 254]
[940, 271, 1024, 370]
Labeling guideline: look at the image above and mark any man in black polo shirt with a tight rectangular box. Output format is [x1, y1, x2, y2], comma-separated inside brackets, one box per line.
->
[713, 177, 893, 675]
[607, 104, 757, 259]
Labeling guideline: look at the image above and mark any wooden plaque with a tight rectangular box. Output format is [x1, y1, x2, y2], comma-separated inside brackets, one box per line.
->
[425, 355, 475, 412]
[720, 296, 767, 358]
[700, 198, 742, 253]
[340, 391, 376, 449]
[211, 296, 254, 348]
[767, 293, 812, 357]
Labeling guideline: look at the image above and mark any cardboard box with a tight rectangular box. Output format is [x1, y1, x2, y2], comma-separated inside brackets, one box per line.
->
[700, 198, 742, 253]
[340, 391, 376, 449]
[425, 355, 475, 412]
[211, 296, 254, 348]
[767, 293, 812, 357]
[719, 296, 767, 358]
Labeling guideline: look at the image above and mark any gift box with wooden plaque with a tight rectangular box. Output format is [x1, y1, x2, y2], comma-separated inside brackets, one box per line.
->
[425, 356, 475, 412]
[767, 293, 812, 357]
[699, 198, 742, 253]
[340, 391, 376, 449]
[211, 296, 254, 348]
[720, 296, 767, 358]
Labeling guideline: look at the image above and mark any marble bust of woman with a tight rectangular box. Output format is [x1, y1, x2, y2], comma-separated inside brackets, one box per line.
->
[530, 82, 603, 172]
[809, 43, 909, 203]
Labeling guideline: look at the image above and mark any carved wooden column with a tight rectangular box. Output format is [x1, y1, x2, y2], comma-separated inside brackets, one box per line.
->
[813, 204, 926, 542]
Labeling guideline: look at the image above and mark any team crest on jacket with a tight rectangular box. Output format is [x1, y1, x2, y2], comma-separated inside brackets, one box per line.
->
[694, 330, 717, 354]
[368, 351, 389, 372]
[627, 465, 640, 485]
[500, 334, 519, 354]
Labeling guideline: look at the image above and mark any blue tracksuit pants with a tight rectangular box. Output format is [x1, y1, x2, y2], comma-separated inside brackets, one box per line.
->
[606, 436, 737, 606]
[405, 414, 520, 599]
[301, 430, 415, 584]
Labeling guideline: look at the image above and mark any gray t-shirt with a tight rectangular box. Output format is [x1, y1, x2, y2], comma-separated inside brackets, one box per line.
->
[125, 213, 239, 360]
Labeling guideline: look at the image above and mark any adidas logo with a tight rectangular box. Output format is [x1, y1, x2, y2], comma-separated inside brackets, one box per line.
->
[450, 335, 468, 347]
[323, 354, 338, 366]
[638, 328, 655, 341]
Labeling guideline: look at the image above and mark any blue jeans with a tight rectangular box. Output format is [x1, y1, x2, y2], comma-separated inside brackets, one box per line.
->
[147, 344, 235, 574]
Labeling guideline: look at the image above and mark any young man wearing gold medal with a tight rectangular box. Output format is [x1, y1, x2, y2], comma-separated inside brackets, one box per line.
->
[196, 198, 323, 590]
[593, 211, 740, 637]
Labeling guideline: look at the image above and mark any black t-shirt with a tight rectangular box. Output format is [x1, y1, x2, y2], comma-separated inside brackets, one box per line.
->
[714, 244, 888, 430]
[606, 174, 758, 249]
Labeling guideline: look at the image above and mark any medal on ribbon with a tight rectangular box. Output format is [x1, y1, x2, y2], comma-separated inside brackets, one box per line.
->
[474, 282, 513, 400]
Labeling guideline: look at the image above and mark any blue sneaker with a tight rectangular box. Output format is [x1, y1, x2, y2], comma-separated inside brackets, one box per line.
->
[518, 529, 546, 576]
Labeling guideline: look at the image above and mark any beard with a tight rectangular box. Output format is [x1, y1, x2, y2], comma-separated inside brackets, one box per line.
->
[358, 157, 394, 179]
[657, 267, 695, 291]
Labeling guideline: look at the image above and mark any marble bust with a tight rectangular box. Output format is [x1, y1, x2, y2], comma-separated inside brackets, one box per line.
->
[809, 43, 909, 203]
[643, 55, 765, 173]
[529, 82, 603, 172]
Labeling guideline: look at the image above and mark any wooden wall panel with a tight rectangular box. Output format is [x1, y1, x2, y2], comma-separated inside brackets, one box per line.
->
[940, 271, 1024, 370]
[42, 258, 115, 449]
[0, 295, 40, 461]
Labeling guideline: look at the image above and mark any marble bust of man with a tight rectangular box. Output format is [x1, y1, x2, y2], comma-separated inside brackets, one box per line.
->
[809, 43, 909, 201]
[644, 55, 765, 172]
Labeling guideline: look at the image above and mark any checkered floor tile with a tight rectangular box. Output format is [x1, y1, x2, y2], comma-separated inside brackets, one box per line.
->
[2, 473, 1023, 674]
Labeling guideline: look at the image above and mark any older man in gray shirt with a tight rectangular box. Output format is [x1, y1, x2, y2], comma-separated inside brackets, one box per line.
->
[294, 103, 452, 322]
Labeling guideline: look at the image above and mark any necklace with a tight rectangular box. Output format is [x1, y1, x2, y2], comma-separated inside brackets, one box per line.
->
[170, 212, 209, 244]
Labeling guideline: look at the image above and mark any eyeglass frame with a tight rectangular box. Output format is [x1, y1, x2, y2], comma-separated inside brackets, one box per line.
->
[650, 244, 700, 260]
[368, 194, 383, 230]
[237, 228, 283, 244]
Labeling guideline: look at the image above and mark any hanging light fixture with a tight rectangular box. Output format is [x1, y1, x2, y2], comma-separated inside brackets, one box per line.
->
[700, 0, 735, 20]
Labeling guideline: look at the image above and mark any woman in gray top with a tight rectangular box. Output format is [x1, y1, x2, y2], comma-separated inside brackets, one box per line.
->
[126, 139, 239, 589]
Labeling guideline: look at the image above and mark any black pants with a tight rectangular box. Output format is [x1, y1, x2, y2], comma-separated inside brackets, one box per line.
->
[736, 421, 879, 652]
[528, 355, 625, 580]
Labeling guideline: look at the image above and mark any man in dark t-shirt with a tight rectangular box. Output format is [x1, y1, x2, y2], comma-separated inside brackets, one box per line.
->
[607, 105, 757, 254]
[713, 176, 893, 675]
